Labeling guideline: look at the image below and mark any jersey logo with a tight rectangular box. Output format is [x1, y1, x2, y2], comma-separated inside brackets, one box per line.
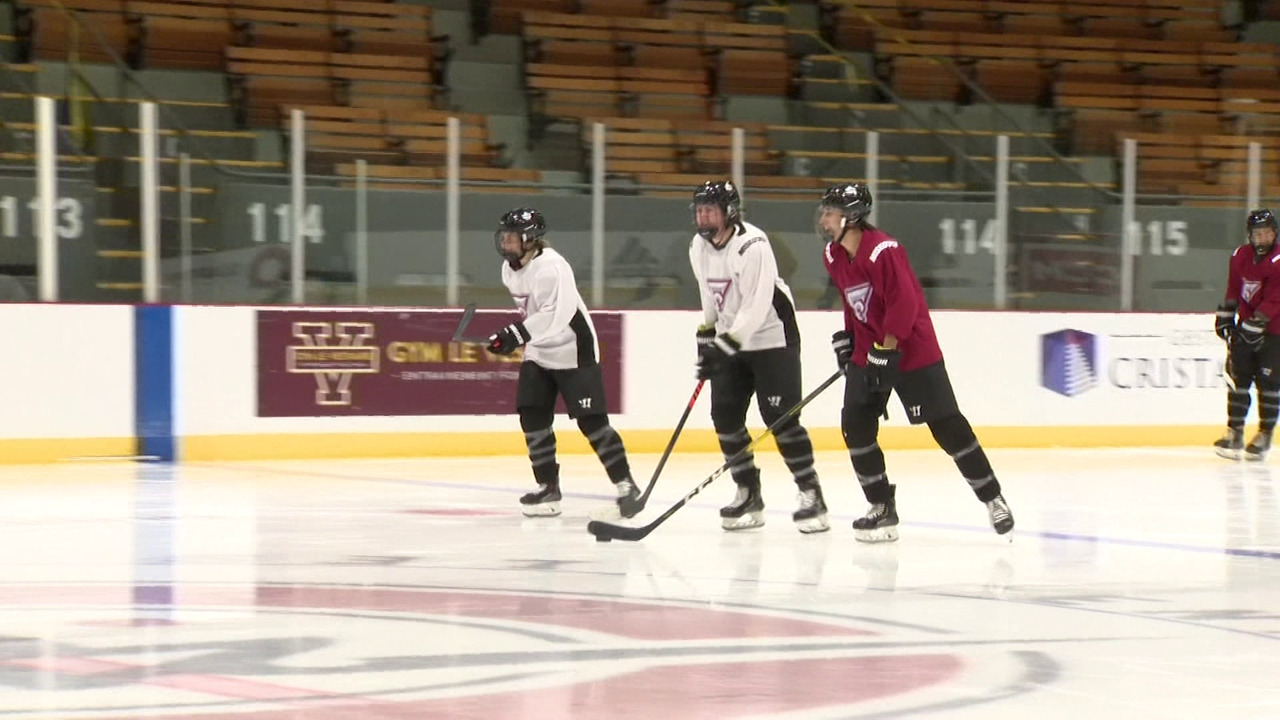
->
[512, 294, 530, 317]
[707, 279, 732, 311]
[1242, 281, 1261, 304]
[844, 282, 873, 323]
[738, 236, 765, 255]
[869, 240, 898, 263]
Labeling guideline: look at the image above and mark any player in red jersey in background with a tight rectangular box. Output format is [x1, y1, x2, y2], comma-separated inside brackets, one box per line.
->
[817, 183, 1013, 542]
[1214, 209, 1280, 461]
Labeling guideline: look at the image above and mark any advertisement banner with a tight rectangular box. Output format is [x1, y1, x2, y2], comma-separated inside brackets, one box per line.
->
[257, 309, 623, 417]
[933, 312, 1226, 427]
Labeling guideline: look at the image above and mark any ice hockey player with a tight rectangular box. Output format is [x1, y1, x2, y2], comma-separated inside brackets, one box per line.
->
[487, 208, 641, 518]
[1214, 208, 1280, 461]
[689, 180, 829, 533]
[817, 183, 1014, 542]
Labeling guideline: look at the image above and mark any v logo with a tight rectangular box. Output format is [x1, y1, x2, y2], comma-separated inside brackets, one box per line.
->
[707, 279, 732, 311]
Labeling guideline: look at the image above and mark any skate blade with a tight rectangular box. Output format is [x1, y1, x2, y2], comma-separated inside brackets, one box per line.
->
[1215, 447, 1243, 461]
[854, 526, 899, 543]
[795, 515, 830, 534]
[721, 512, 765, 531]
[522, 502, 562, 518]
[1245, 451, 1268, 462]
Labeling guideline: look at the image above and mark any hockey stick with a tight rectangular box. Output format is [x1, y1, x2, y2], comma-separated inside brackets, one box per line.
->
[451, 303, 490, 344]
[635, 379, 706, 512]
[588, 368, 844, 542]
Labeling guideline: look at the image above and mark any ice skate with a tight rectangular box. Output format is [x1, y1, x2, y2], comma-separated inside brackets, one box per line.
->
[852, 486, 898, 543]
[792, 480, 830, 534]
[721, 483, 765, 531]
[986, 494, 1014, 535]
[1245, 431, 1272, 462]
[589, 478, 643, 521]
[1215, 428, 1244, 460]
[520, 483, 561, 517]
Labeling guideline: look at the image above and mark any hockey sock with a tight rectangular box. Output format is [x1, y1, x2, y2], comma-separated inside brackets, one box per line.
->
[843, 406, 891, 503]
[929, 414, 1001, 503]
[577, 414, 632, 483]
[774, 421, 818, 484]
[716, 427, 760, 486]
[1229, 388, 1251, 431]
[520, 407, 558, 485]
[1259, 385, 1279, 434]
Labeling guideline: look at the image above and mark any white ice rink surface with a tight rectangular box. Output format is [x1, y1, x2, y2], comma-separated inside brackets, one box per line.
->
[0, 447, 1277, 719]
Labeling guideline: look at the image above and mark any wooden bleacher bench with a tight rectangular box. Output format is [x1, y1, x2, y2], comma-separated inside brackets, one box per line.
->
[581, 117, 782, 178]
[716, 48, 793, 97]
[663, 0, 737, 21]
[228, 48, 437, 127]
[217, 0, 337, 51]
[1054, 80, 1280, 153]
[228, 47, 334, 126]
[915, 9, 997, 34]
[334, 0, 434, 57]
[701, 21, 787, 52]
[526, 59, 715, 123]
[578, 0, 655, 18]
[522, 13, 789, 64]
[1118, 132, 1280, 196]
[875, 28, 1278, 102]
[335, 163, 542, 193]
[484, 0, 575, 35]
[39, 0, 442, 70]
[287, 105, 503, 170]
[520, 11, 794, 125]
[821, 0, 1228, 51]
[127, 1, 232, 69]
[18, 0, 135, 64]
[527, 63, 711, 94]
[1058, 81, 1280, 122]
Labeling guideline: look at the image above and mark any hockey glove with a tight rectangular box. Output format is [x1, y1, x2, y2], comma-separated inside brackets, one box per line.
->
[696, 334, 740, 380]
[487, 322, 531, 356]
[831, 330, 852, 371]
[1237, 313, 1269, 351]
[1215, 300, 1238, 342]
[695, 325, 716, 363]
[865, 343, 901, 394]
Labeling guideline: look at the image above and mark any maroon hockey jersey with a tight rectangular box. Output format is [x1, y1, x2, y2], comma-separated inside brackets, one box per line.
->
[822, 228, 943, 372]
[1225, 243, 1280, 334]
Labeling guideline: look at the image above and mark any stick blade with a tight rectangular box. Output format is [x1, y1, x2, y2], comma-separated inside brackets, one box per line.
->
[587, 519, 651, 542]
[451, 303, 477, 342]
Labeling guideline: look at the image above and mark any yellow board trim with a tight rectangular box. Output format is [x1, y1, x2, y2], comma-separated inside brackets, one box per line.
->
[182, 426, 1226, 462]
[0, 438, 135, 464]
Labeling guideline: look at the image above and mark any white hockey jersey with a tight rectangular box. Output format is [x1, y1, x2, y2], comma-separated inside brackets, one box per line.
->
[689, 220, 799, 351]
[500, 247, 599, 370]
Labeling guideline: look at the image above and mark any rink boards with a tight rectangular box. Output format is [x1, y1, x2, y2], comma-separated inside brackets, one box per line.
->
[0, 305, 1227, 462]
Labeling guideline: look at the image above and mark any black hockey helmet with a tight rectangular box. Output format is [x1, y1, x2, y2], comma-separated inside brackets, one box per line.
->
[816, 183, 873, 243]
[691, 180, 742, 241]
[495, 207, 546, 265]
[1247, 208, 1277, 256]
[820, 183, 873, 223]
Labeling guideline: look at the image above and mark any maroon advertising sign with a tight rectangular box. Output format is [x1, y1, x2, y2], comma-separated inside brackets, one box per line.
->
[257, 309, 624, 417]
